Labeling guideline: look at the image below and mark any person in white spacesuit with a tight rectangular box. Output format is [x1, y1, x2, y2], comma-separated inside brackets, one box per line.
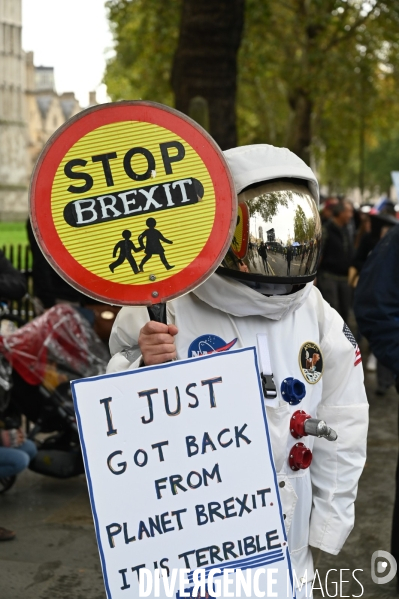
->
[107, 144, 368, 598]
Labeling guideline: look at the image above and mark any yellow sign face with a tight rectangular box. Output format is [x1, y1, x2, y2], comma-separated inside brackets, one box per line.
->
[51, 121, 215, 286]
[31, 102, 236, 305]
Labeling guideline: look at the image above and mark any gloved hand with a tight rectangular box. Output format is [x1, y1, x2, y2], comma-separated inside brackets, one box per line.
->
[0, 428, 25, 448]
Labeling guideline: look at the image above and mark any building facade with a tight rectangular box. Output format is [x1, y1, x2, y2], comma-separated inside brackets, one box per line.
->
[0, 0, 28, 220]
[0, 0, 99, 221]
[26, 52, 82, 176]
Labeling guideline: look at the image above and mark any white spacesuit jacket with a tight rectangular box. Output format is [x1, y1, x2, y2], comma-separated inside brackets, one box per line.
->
[107, 274, 368, 588]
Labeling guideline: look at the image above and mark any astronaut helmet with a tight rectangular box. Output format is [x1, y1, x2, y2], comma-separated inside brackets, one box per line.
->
[218, 144, 322, 286]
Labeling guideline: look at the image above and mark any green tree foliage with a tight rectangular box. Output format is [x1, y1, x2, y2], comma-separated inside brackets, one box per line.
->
[104, 0, 181, 105]
[293, 204, 316, 242]
[238, 1, 399, 176]
[249, 191, 289, 221]
[245, 1, 399, 194]
[105, 0, 399, 194]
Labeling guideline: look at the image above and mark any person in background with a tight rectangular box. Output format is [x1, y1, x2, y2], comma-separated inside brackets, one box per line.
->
[352, 204, 397, 274]
[353, 224, 399, 583]
[0, 249, 26, 301]
[319, 197, 339, 224]
[317, 199, 354, 322]
[351, 210, 398, 394]
[0, 428, 38, 542]
[353, 210, 371, 251]
[0, 428, 37, 480]
[0, 247, 29, 541]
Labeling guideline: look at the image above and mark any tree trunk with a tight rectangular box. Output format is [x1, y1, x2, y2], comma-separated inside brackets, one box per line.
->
[172, 0, 245, 150]
[288, 89, 313, 165]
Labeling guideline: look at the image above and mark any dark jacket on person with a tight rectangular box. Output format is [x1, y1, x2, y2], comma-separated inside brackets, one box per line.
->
[354, 225, 399, 378]
[319, 220, 353, 276]
[0, 250, 26, 300]
[351, 232, 376, 273]
[352, 214, 398, 273]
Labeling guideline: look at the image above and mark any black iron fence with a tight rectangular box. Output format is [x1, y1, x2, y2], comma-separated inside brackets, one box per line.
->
[1, 244, 35, 324]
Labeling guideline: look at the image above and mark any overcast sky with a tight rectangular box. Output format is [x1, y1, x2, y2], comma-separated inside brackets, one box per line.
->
[22, 0, 114, 106]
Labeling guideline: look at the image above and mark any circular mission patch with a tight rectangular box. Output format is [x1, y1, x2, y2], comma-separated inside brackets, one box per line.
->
[299, 341, 323, 384]
[30, 101, 236, 306]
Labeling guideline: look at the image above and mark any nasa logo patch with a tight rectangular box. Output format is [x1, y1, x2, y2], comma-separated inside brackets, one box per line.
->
[299, 341, 323, 384]
[188, 334, 237, 358]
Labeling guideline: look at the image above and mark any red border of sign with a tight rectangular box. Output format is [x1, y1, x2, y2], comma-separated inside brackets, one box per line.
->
[30, 101, 236, 306]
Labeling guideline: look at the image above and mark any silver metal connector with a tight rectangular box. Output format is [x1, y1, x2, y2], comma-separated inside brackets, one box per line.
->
[304, 418, 338, 441]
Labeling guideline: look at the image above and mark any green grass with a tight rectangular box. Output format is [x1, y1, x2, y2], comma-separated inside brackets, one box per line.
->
[0, 222, 29, 247]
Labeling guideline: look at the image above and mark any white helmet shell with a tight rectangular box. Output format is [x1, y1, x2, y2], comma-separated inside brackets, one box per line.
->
[224, 144, 319, 204]
[219, 144, 322, 285]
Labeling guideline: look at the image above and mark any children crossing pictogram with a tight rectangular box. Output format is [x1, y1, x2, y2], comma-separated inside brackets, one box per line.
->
[138, 218, 174, 272]
[109, 230, 140, 274]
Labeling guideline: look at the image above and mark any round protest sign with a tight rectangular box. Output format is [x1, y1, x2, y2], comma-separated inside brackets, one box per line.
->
[30, 101, 236, 305]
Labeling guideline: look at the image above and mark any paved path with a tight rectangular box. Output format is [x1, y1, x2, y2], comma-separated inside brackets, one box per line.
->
[0, 367, 397, 598]
[0, 472, 104, 598]
[312, 370, 398, 598]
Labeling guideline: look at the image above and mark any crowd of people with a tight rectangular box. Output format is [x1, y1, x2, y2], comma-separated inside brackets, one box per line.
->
[0, 250, 35, 541]
[317, 195, 399, 395]
[315, 193, 399, 582]
[0, 223, 116, 542]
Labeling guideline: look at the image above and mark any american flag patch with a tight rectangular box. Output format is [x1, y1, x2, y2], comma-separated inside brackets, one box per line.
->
[343, 323, 362, 366]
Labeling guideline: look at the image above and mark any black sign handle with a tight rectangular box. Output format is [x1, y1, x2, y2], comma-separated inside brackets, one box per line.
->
[147, 303, 167, 324]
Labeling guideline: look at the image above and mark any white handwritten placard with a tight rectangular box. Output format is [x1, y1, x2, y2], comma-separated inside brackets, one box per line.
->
[72, 347, 294, 598]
